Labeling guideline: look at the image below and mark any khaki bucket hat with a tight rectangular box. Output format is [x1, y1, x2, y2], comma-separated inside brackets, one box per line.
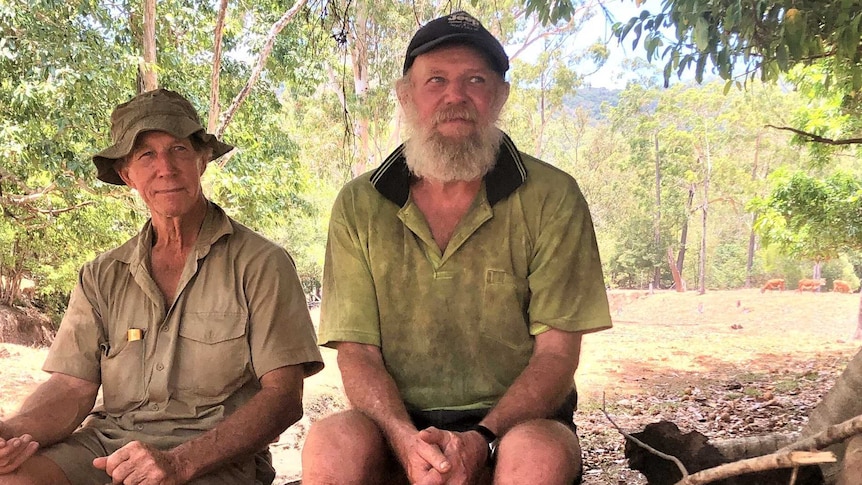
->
[92, 88, 234, 185]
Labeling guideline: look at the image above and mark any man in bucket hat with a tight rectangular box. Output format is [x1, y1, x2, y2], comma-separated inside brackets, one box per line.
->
[0, 88, 323, 484]
[302, 11, 611, 485]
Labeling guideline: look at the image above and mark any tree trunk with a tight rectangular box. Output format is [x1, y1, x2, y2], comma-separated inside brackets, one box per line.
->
[141, 0, 157, 91]
[677, 186, 694, 280]
[745, 134, 763, 289]
[208, 0, 229, 133]
[351, 0, 370, 178]
[853, 291, 862, 340]
[667, 247, 683, 292]
[746, 214, 757, 289]
[653, 132, 662, 289]
[698, 151, 710, 295]
[799, 346, 862, 482]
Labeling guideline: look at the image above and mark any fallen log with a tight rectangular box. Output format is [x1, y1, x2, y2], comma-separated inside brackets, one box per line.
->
[624, 421, 825, 485]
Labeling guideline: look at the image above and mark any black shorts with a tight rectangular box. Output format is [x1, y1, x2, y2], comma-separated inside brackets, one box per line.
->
[407, 390, 581, 484]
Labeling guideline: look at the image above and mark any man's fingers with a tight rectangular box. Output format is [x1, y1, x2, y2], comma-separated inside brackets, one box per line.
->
[412, 468, 447, 485]
[418, 426, 452, 448]
[0, 440, 38, 474]
[415, 436, 451, 473]
[100, 442, 136, 477]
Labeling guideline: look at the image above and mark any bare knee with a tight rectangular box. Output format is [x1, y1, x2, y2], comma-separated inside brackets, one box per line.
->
[494, 420, 580, 485]
[301, 410, 393, 485]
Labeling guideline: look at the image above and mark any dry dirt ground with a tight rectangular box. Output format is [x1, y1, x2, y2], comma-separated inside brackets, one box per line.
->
[1, 289, 860, 484]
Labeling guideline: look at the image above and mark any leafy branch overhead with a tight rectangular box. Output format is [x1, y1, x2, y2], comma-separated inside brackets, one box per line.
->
[612, 1, 862, 92]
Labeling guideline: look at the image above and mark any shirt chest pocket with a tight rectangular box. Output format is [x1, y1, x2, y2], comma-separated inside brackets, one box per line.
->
[100, 338, 146, 414]
[174, 312, 249, 398]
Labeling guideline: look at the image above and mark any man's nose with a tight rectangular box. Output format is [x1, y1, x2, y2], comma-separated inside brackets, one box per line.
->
[442, 80, 470, 102]
[152, 152, 180, 175]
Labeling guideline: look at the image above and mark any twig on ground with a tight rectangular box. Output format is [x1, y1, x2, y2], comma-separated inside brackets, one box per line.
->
[601, 392, 690, 478]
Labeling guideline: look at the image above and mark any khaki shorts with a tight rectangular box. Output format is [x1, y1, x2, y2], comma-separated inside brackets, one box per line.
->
[40, 425, 275, 485]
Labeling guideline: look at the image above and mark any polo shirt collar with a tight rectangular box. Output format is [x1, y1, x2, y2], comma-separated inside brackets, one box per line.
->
[370, 132, 527, 207]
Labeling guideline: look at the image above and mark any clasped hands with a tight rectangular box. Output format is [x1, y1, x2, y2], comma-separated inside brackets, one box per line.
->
[400, 427, 490, 485]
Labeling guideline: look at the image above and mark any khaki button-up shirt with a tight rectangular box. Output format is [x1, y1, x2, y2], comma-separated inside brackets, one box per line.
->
[44, 202, 322, 448]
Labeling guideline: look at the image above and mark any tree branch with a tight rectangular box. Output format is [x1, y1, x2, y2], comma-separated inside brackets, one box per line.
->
[215, 0, 308, 158]
[765, 125, 862, 145]
[778, 413, 862, 454]
[673, 451, 835, 485]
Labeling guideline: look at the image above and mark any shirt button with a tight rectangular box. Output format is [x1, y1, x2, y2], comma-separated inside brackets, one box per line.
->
[156, 363, 164, 371]
[150, 403, 159, 411]
[161, 326, 168, 332]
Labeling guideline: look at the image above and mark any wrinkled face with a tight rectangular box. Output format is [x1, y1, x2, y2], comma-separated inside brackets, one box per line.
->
[116, 131, 209, 219]
[398, 45, 509, 182]
[399, 44, 509, 141]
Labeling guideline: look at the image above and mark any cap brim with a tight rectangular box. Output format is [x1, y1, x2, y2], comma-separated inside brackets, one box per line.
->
[407, 34, 508, 75]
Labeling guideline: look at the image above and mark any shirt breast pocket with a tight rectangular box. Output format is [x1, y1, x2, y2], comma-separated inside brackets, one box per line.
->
[480, 269, 532, 352]
[100, 338, 146, 413]
[175, 312, 249, 398]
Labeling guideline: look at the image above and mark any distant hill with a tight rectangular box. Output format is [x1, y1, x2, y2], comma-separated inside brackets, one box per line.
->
[565, 86, 621, 121]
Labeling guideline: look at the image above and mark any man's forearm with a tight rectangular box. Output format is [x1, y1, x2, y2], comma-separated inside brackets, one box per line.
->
[480, 330, 583, 436]
[337, 344, 416, 454]
[3, 373, 98, 446]
[168, 366, 304, 482]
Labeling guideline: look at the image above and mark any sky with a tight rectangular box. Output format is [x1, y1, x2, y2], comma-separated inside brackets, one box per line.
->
[566, 1, 664, 89]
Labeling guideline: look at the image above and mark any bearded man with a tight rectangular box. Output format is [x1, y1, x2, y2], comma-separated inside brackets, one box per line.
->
[301, 11, 612, 485]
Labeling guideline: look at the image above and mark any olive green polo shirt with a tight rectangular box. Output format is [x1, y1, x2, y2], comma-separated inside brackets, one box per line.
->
[44, 201, 323, 449]
[320, 133, 612, 412]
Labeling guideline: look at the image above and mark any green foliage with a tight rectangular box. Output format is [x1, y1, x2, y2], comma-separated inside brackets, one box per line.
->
[615, 1, 862, 91]
[520, 0, 580, 25]
[753, 168, 862, 261]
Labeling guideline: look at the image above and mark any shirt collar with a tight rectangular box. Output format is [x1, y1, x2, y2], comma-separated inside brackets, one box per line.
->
[114, 200, 234, 267]
[370, 132, 527, 207]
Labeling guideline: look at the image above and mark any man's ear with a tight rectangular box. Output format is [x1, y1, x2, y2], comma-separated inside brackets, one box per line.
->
[395, 76, 411, 108]
[116, 163, 133, 188]
[498, 81, 511, 105]
[199, 149, 212, 177]
[492, 80, 510, 115]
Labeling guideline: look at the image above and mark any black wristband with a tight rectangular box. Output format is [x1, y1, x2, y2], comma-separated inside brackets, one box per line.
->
[470, 424, 499, 465]
[470, 424, 497, 443]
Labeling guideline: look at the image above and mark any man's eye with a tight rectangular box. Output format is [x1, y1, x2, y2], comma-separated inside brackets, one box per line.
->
[136, 151, 154, 160]
[470, 76, 486, 84]
[428, 76, 445, 83]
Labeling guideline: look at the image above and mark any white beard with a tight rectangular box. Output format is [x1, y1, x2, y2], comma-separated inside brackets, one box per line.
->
[402, 102, 503, 183]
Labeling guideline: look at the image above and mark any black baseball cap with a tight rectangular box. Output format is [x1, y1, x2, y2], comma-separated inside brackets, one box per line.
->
[403, 11, 509, 76]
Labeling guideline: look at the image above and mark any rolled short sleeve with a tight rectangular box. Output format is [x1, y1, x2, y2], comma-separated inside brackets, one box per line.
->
[245, 245, 323, 378]
[526, 175, 612, 335]
[318, 185, 383, 348]
[42, 266, 103, 383]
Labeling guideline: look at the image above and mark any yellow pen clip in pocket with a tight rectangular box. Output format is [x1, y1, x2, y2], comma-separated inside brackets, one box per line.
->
[127, 328, 143, 342]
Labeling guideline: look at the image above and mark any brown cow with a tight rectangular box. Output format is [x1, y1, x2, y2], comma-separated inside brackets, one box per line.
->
[760, 278, 785, 293]
[796, 278, 826, 292]
[833, 280, 852, 293]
